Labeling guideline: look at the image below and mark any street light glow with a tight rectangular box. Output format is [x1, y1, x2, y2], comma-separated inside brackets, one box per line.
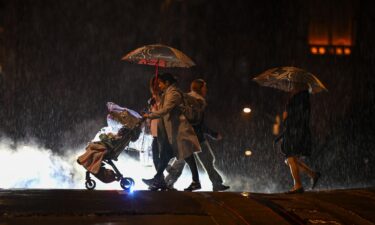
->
[245, 150, 252, 156]
[243, 107, 251, 113]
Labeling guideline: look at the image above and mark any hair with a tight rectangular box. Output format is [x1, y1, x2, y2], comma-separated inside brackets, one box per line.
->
[158, 73, 177, 84]
[149, 76, 159, 94]
[191, 79, 206, 95]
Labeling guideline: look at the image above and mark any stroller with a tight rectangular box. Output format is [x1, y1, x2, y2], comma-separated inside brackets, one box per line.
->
[77, 102, 143, 191]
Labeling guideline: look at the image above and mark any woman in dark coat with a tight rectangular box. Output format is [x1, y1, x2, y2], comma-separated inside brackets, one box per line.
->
[281, 88, 320, 194]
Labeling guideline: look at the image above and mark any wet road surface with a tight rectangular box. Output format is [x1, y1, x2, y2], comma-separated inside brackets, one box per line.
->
[0, 188, 374, 225]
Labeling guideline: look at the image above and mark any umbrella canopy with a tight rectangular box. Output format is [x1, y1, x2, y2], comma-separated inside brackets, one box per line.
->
[252, 66, 328, 94]
[122, 44, 195, 68]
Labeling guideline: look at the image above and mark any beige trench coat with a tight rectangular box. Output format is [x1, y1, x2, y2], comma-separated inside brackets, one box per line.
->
[148, 84, 201, 160]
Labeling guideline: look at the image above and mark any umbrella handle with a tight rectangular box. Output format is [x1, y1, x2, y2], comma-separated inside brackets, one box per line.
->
[153, 60, 159, 94]
[155, 59, 159, 78]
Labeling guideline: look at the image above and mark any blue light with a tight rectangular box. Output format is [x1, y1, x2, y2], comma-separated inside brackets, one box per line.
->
[129, 183, 135, 194]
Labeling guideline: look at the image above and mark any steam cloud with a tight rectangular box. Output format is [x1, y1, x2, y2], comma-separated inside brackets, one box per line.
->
[0, 134, 228, 191]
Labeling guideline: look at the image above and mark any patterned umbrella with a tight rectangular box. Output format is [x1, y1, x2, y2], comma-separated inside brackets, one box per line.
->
[252, 66, 328, 94]
[122, 44, 195, 68]
[122, 44, 195, 93]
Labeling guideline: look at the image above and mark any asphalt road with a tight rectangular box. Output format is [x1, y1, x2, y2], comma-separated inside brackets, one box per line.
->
[1, 188, 374, 225]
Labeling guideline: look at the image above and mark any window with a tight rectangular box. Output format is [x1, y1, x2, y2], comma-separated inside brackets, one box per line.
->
[308, 0, 355, 56]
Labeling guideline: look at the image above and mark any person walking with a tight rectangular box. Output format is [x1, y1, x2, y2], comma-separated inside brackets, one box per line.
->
[165, 79, 230, 191]
[142, 73, 201, 191]
[279, 87, 320, 194]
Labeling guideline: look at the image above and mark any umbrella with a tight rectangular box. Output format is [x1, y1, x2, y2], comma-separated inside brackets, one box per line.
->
[252, 66, 328, 94]
[122, 44, 195, 68]
[122, 43, 195, 92]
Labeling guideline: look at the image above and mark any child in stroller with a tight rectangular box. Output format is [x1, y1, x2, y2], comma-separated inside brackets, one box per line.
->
[77, 102, 143, 191]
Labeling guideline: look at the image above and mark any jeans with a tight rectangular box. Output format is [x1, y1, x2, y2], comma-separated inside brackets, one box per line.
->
[165, 140, 223, 186]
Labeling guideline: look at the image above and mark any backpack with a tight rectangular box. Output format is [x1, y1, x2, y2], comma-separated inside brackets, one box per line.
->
[178, 91, 206, 125]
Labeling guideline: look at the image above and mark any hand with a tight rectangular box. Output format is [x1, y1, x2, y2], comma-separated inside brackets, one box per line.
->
[282, 111, 288, 121]
[142, 113, 150, 119]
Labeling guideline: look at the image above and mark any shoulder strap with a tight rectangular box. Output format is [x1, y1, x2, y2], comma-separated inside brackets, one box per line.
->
[175, 90, 186, 106]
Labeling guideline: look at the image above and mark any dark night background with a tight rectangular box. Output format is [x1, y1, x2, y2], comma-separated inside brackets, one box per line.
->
[0, 0, 374, 191]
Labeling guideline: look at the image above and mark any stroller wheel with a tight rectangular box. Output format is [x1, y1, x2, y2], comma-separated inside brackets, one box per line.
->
[120, 177, 135, 191]
[85, 179, 96, 190]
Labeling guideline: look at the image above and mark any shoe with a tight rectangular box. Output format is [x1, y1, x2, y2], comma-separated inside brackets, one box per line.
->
[165, 175, 177, 188]
[142, 178, 154, 186]
[286, 187, 304, 194]
[165, 182, 177, 190]
[184, 181, 201, 192]
[213, 184, 230, 192]
[311, 172, 321, 189]
[166, 185, 178, 191]
[148, 178, 167, 191]
[165, 165, 173, 173]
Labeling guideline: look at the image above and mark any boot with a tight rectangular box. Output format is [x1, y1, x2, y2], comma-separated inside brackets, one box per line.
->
[142, 178, 155, 186]
[149, 177, 167, 191]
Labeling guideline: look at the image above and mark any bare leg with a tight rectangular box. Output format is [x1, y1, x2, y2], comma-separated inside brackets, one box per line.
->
[295, 157, 315, 178]
[296, 157, 321, 189]
[287, 156, 302, 190]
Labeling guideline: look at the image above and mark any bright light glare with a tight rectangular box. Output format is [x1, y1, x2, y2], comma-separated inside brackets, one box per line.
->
[243, 107, 251, 113]
[129, 184, 135, 194]
[335, 47, 343, 55]
[318, 47, 326, 54]
[344, 48, 351, 55]
[310, 47, 318, 54]
[241, 192, 250, 197]
[0, 134, 215, 191]
[245, 150, 252, 156]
